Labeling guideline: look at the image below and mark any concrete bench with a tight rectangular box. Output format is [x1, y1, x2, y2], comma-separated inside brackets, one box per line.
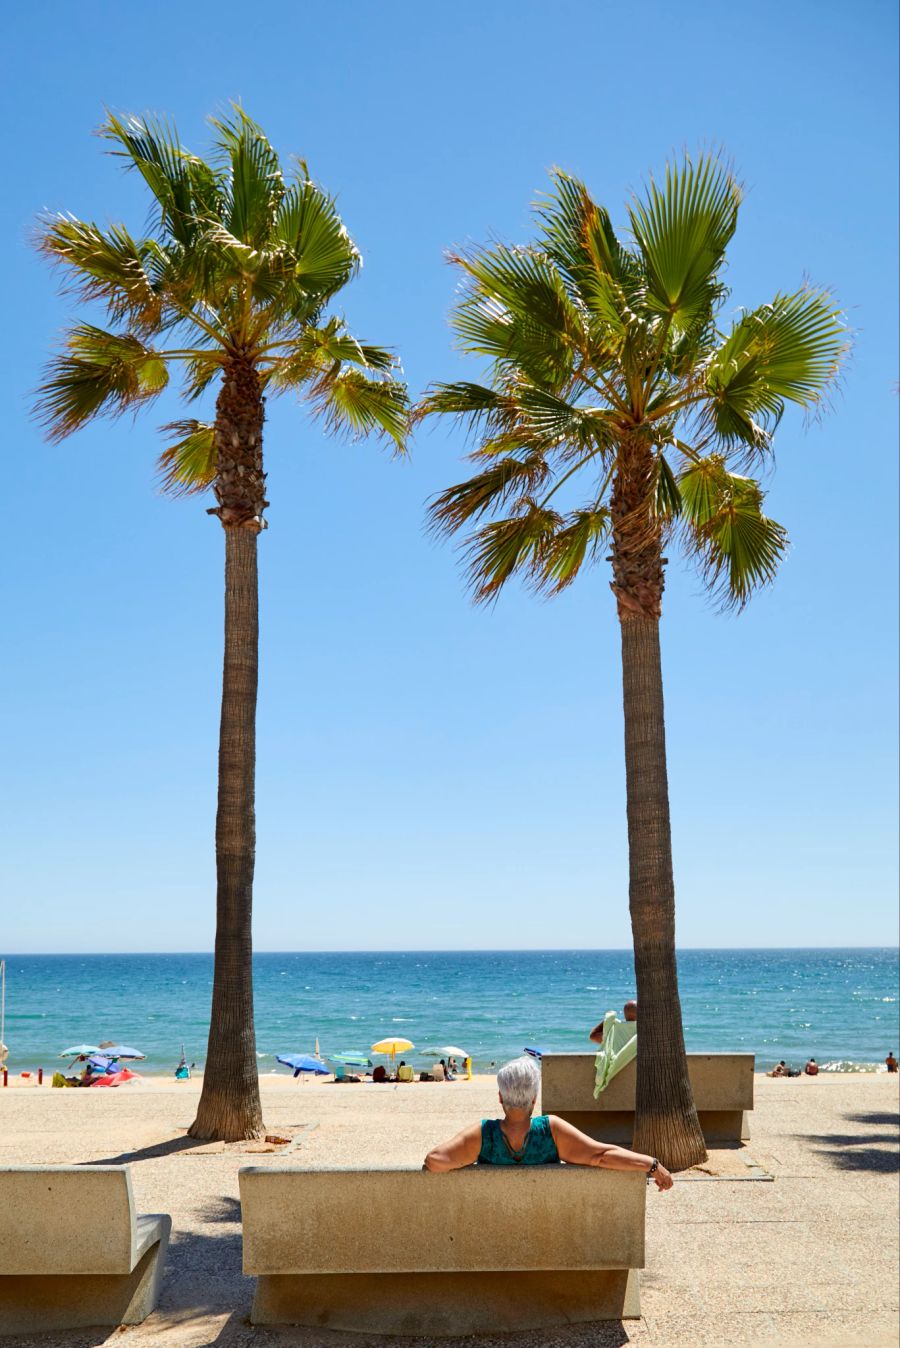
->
[541, 1052, 754, 1144]
[0, 1165, 171, 1336]
[240, 1163, 645, 1336]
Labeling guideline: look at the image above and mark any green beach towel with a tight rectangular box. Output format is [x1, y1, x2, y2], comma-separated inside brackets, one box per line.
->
[593, 1010, 637, 1096]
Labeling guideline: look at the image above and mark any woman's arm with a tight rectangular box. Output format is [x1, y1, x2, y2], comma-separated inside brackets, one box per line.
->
[548, 1116, 673, 1190]
[424, 1122, 482, 1172]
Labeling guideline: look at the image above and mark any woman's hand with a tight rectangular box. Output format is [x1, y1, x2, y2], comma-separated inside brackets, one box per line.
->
[651, 1162, 673, 1191]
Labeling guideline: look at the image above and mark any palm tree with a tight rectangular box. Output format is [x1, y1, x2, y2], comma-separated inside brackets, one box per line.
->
[419, 155, 847, 1169]
[35, 108, 409, 1141]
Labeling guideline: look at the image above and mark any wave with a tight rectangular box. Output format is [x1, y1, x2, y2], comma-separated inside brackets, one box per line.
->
[819, 1060, 886, 1073]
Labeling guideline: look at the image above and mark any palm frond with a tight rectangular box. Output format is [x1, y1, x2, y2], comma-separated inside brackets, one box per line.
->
[210, 106, 284, 248]
[312, 370, 409, 450]
[516, 386, 615, 455]
[629, 153, 740, 333]
[414, 382, 516, 436]
[704, 287, 848, 451]
[101, 112, 206, 247]
[266, 321, 398, 393]
[533, 504, 611, 593]
[450, 245, 578, 389]
[181, 348, 224, 401]
[35, 324, 168, 440]
[156, 419, 216, 497]
[428, 452, 550, 534]
[653, 452, 683, 518]
[463, 501, 562, 603]
[679, 456, 788, 607]
[37, 217, 162, 331]
[275, 177, 359, 299]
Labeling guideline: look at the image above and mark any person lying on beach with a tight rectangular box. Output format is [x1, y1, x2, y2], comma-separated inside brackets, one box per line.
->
[424, 1056, 673, 1189]
[589, 998, 637, 1046]
[886, 1052, 898, 1073]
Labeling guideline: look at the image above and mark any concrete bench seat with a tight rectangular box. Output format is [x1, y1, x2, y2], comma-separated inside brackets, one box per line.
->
[240, 1163, 645, 1336]
[0, 1165, 171, 1336]
[541, 1052, 754, 1144]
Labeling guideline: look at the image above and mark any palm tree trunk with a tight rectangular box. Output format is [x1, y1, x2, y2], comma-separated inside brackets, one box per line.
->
[619, 613, 706, 1170]
[189, 360, 266, 1142]
[610, 433, 706, 1171]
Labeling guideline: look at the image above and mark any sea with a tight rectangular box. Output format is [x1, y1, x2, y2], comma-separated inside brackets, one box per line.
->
[1, 949, 897, 1076]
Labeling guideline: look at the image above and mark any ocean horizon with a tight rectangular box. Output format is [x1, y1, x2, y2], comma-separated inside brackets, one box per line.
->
[2, 948, 897, 1076]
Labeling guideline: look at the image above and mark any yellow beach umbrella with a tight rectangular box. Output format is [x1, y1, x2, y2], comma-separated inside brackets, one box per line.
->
[371, 1037, 414, 1062]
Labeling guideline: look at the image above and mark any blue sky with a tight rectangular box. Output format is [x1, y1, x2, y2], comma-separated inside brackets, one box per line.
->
[1, 1, 897, 952]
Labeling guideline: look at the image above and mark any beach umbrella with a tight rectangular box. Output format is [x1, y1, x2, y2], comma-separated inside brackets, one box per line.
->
[524, 1046, 544, 1059]
[59, 1044, 101, 1058]
[423, 1045, 469, 1059]
[87, 1056, 118, 1074]
[276, 1053, 329, 1077]
[328, 1053, 372, 1068]
[96, 1045, 145, 1060]
[371, 1037, 414, 1062]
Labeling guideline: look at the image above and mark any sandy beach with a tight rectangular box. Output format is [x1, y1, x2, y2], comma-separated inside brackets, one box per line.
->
[0, 1072, 897, 1347]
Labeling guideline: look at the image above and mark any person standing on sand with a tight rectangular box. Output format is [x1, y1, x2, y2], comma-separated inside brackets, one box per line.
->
[886, 1052, 898, 1073]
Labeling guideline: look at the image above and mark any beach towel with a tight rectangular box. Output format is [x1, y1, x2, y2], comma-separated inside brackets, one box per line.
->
[593, 1010, 637, 1096]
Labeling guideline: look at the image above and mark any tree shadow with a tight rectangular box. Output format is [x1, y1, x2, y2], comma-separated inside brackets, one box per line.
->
[79, 1135, 219, 1165]
[799, 1125, 900, 1173]
[845, 1111, 900, 1128]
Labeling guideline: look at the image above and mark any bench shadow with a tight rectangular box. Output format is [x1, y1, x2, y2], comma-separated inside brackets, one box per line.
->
[147, 1194, 251, 1332]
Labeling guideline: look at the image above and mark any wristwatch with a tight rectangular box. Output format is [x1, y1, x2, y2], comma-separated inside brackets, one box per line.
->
[647, 1158, 659, 1177]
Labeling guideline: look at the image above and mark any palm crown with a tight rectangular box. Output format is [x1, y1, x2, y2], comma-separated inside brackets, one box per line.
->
[420, 155, 847, 608]
[36, 107, 408, 503]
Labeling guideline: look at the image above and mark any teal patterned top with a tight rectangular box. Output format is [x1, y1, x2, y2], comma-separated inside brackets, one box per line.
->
[477, 1114, 560, 1165]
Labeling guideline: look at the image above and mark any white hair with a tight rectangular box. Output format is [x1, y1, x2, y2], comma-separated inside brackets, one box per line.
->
[497, 1056, 540, 1110]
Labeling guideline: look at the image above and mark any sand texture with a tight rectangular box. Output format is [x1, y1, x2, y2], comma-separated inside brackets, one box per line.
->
[0, 1072, 897, 1347]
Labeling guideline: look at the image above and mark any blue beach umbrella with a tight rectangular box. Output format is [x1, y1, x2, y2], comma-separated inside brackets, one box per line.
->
[97, 1045, 145, 1060]
[524, 1046, 544, 1060]
[327, 1053, 372, 1069]
[87, 1055, 118, 1074]
[276, 1053, 329, 1077]
[59, 1044, 101, 1057]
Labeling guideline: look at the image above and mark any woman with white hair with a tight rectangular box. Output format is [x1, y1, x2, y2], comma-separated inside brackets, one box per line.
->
[424, 1055, 673, 1188]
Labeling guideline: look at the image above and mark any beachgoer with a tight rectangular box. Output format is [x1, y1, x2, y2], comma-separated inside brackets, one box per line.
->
[804, 1058, 819, 1076]
[432, 1060, 446, 1081]
[397, 1060, 414, 1082]
[424, 1055, 673, 1189]
[590, 998, 637, 1046]
[372, 1064, 387, 1083]
[441, 1058, 455, 1081]
[767, 1061, 787, 1078]
[886, 1052, 898, 1073]
[592, 1001, 638, 1095]
[448, 1056, 459, 1075]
